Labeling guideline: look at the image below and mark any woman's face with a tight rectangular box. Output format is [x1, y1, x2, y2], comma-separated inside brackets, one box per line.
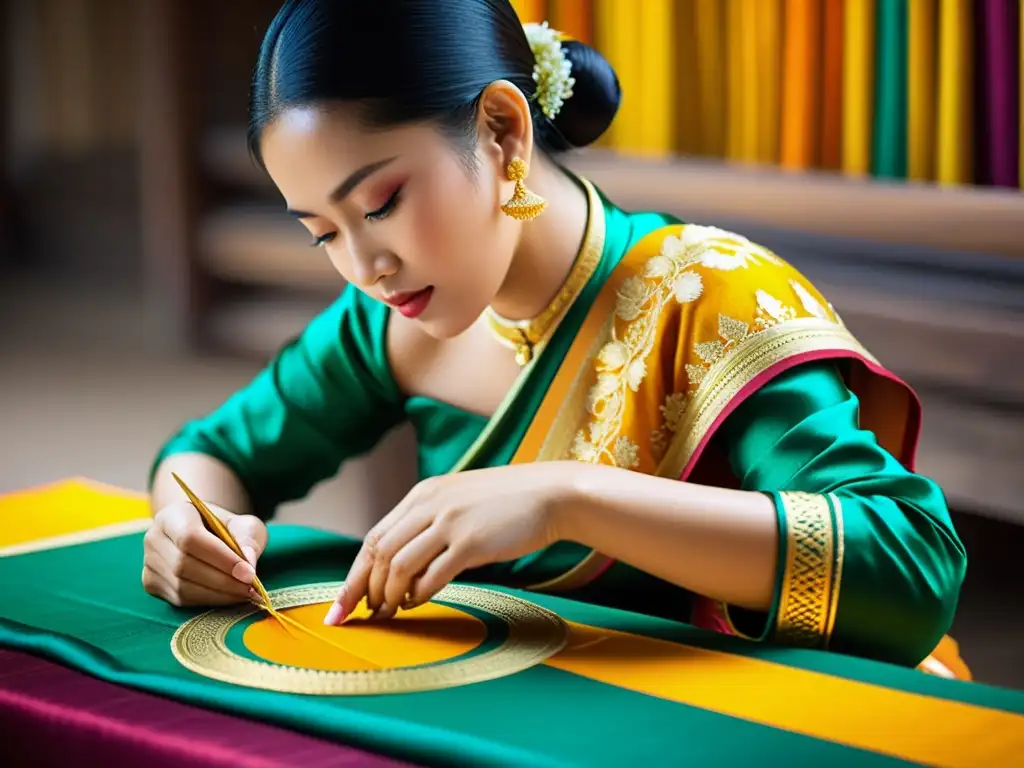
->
[259, 105, 520, 339]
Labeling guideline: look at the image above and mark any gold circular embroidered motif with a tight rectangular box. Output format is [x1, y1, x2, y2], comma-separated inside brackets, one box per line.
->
[171, 583, 569, 695]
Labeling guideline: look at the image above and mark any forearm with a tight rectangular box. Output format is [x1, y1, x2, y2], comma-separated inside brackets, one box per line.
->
[150, 452, 253, 517]
[555, 463, 778, 611]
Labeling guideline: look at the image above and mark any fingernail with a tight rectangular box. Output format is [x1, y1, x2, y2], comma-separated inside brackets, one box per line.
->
[232, 561, 255, 584]
[324, 602, 346, 626]
[248, 587, 260, 602]
[241, 546, 257, 566]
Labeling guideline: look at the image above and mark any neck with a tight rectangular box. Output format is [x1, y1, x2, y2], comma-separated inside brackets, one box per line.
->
[489, 160, 590, 322]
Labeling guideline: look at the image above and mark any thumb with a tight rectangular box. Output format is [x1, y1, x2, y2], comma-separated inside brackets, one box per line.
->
[227, 515, 268, 567]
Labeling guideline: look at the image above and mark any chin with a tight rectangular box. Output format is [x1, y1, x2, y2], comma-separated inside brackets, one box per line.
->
[418, 307, 481, 341]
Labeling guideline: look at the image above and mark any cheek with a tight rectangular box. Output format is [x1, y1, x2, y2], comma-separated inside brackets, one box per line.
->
[410, 162, 509, 285]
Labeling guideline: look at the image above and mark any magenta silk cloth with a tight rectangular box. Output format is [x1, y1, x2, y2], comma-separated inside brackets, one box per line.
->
[979, 0, 1021, 187]
[0, 650, 411, 767]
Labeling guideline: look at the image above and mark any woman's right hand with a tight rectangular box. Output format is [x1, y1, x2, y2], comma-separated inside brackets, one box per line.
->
[142, 500, 268, 607]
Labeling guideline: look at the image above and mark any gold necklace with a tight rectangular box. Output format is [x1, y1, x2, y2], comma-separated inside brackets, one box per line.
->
[485, 177, 605, 366]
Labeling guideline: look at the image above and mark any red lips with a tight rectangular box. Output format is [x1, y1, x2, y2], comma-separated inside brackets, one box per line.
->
[384, 287, 434, 319]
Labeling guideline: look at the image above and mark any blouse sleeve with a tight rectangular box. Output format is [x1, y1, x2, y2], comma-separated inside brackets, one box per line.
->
[149, 286, 405, 520]
[714, 360, 966, 667]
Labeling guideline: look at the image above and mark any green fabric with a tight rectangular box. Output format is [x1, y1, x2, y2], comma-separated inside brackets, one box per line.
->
[0, 529, 1018, 767]
[715, 361, 965, 666]
[872, 0, 908, 178]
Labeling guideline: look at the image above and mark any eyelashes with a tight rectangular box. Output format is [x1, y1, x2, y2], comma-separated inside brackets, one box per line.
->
[309, 233, 335, 249]
[365, 185, 402, 222]
[307, 185, 404, 249]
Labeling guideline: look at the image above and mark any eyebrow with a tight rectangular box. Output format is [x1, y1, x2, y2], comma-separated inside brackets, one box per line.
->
[287, 156, 399, 219]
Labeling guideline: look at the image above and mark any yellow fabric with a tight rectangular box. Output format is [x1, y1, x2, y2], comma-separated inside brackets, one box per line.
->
[245, 601, 487, 672]
[755, 0, 783, 164]
[842, 0, 875, 175]
[694, 0, 726, 156]
[549, 623, 1022, 768]
[605, 0, 640, 153]
[780, 0, 821, 169]
[724, 0, 744, 161]
[508, 0, 546, 23]
[636, 0, 675, 157]
[0, 478, 148, 548]
[674, 0, 702, 155]
[550, 0, 591, 44]
[936, 0, 973, 185]
[736, 0, 762, 163]
[907, 0, 937, 181]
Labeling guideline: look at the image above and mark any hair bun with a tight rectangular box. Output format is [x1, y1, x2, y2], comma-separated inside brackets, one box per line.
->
[541, 39, 621, 150]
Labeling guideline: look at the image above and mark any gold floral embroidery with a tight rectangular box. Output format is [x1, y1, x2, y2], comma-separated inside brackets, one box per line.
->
[775, 492, 839, 648]
[718, 315, 749, 343]
[680, 290, 803, 394]
[650, 428, 669, 462]
[651, 391, 689, 462]
[754, 289, 797, 328]
[661, 392, 689, 432]
[612, 436, 641, 469]
[571, 227, 786, 468]
[685, 363, 707, 387]
[790, 279, 829, 320]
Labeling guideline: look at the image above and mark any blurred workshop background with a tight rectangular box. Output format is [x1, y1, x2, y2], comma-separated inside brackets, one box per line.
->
[1, 0, 1021, 687]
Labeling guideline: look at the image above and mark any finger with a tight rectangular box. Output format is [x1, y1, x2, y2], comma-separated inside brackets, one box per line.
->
[160, 505, 246, 575]
[142, 564, 241, 607]
[367, 510, 433, 615]
[380, 527, 447, 620]
[148, 528, 253, 597]
[227, 515, 268, 566]
[407, 548, 464, 608]
[324, 547, 372, 626]
[323, 491, 420, 626]
[146, 545, 250, 605]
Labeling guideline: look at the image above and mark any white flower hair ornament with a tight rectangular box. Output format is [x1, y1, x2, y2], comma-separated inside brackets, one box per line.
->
[523, 22, 576, 121]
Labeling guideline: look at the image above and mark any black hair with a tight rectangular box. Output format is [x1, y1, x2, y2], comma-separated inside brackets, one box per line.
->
[248, 0, 621, 166]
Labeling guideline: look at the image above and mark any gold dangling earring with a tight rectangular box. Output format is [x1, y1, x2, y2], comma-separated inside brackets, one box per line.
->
[500, 157, 547, 220]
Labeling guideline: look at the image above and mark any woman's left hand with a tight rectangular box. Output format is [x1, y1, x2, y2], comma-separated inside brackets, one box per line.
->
[324, 463, 577, 625]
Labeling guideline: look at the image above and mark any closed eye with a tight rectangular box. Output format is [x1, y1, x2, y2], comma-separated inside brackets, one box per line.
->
[309, 232, 336, 249]
[365, 186, 403, 222]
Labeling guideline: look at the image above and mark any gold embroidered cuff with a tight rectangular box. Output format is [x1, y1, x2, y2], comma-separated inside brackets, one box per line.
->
[774, 491, 845, 648]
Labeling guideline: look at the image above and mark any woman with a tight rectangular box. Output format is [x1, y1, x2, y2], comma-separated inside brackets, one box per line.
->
[145, 0, 966, 672]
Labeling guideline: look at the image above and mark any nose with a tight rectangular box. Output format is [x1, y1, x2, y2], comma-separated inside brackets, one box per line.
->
[346, 235, 399, 288]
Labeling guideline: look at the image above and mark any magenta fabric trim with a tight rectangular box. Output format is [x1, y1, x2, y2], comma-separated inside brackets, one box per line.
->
[0, 650, 410, 767]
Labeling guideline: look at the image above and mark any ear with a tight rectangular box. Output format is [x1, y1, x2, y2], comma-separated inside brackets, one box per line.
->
[476, 80, 534, 177]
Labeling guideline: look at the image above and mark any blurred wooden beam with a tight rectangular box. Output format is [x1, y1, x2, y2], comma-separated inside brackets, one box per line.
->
[568, 152, 1024, 260]
[135, 0, 201, 350]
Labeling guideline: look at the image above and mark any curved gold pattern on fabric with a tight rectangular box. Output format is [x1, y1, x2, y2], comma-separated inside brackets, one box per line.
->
[657, 318, 876, 480]
[775, 492, 839, 648]
[171, 583, 568, 696]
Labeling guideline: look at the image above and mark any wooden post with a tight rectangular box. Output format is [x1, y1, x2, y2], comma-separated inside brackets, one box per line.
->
[135, 0, 201, 351]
